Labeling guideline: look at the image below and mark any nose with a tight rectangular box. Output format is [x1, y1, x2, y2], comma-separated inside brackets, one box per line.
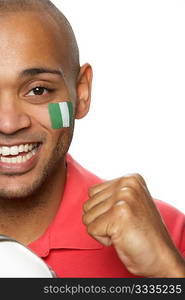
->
[0, 94, 31, 135]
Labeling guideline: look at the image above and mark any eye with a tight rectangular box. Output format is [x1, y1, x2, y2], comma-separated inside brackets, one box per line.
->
[27, 86, 53, 96]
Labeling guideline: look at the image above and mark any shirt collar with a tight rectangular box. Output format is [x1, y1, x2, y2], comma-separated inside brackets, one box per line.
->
[29, 154, 103, 257]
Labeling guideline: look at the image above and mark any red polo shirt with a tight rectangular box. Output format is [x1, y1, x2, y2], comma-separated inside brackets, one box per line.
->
[28, 155, 185, 278]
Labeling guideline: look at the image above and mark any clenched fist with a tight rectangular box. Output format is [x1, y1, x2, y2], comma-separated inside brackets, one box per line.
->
[83, 174, 185, 277]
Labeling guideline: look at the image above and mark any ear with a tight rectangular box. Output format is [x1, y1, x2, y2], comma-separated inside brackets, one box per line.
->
[75, 63, 93, 119]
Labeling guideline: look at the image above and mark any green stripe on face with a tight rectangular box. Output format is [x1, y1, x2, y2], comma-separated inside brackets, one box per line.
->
[48, 103, 63, 129]
[48, 102, 73, 129]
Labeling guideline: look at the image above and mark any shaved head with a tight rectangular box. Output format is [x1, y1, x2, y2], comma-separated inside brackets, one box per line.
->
[0, 0, 55, 9]
[0, 0, 80, 81]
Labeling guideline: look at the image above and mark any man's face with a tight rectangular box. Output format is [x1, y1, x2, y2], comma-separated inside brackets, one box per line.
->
[0, 12, 75, 198]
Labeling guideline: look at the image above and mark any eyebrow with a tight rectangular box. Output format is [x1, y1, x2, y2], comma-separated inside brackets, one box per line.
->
[20, 67, 64, 78]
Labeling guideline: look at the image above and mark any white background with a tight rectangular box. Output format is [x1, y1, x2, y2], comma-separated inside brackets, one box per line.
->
[53, 0, 185, 214]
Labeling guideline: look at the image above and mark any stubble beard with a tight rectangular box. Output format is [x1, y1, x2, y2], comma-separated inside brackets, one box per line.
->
[0, 130, 73, 201]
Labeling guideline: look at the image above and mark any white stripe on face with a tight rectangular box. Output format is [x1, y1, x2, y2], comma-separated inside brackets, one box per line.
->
[59, 102, 70, 127]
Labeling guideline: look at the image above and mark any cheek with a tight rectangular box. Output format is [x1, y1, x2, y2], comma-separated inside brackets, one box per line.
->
[28, 105, 65, 147]
[26, 102, 73, 130]
[24, 104, 73, 152]
[27, 105, 52, 129]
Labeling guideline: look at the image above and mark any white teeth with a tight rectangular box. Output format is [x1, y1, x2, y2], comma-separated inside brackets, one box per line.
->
[10, 146, 19, 156]
[19, 145, 24, 153]
[0, 143, 38, 156]
[0, 144, 39, 164]
[1, 157, 8, 163]
[2, 147, 10, 156]
[24, 144, 29, 152]
[28, 144, 33, 151]
[22, 156, 26, 163]
[26, 152, 32, 160]
[17, 156, 22, 163]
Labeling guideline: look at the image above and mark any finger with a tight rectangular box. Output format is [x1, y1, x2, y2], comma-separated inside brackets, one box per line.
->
[86, 200, 131, 246]
[83, 186, 138, 225]
[88, 178, 118, 197]
[89, 174, 147, 198]
[84, 183, 118, 212]
[83, 196, 115, 225]
[116, 174, 152, 199]
[86, 175, 142, 211]
[86, 174, 149, 214]
[115, 175, 143, 194]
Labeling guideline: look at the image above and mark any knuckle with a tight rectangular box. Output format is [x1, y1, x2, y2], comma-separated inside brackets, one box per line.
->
[83, 202, 89, 213]
[82, 211, 93, 225]
[83, 203, 88, 212]
[117, 177, 127, 186]
[118, 175, 139, 188]
[82, 213, 88, 225]
[126, 175, 138, 186]
[88, 186, 95, 197]
[133, 173, 145, 183]
[116, 186, 137, 201]
[83, 199, 93, 212]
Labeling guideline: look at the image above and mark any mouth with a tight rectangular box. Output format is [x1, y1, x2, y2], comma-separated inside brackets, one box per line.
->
[0, 142, 42, 174]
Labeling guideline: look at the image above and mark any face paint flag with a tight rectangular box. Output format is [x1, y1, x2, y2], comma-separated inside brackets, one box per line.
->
[48, 101, 73, 129]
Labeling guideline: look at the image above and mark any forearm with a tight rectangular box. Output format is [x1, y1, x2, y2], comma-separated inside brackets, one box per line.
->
[153, 249, 185, 278]
[165, 254, 185, 278]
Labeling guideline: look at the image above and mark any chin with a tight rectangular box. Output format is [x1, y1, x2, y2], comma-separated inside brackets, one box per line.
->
[0, 174, 46, 199]
[0, 186, 38, 199]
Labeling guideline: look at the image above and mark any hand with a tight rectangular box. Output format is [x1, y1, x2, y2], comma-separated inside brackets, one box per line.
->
[83, 174, 185, 277]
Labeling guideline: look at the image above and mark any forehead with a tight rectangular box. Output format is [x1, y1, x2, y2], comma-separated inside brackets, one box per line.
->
[0, 11, 67, 73]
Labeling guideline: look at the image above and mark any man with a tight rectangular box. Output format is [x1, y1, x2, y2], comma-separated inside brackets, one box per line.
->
[0, 0, 184, 278]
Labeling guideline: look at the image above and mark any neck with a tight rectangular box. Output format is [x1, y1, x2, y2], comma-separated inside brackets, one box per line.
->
[0, 158, 67, 246]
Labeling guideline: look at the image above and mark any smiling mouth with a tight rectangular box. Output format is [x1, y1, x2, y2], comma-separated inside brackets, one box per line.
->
[0, 143, 41, 164]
